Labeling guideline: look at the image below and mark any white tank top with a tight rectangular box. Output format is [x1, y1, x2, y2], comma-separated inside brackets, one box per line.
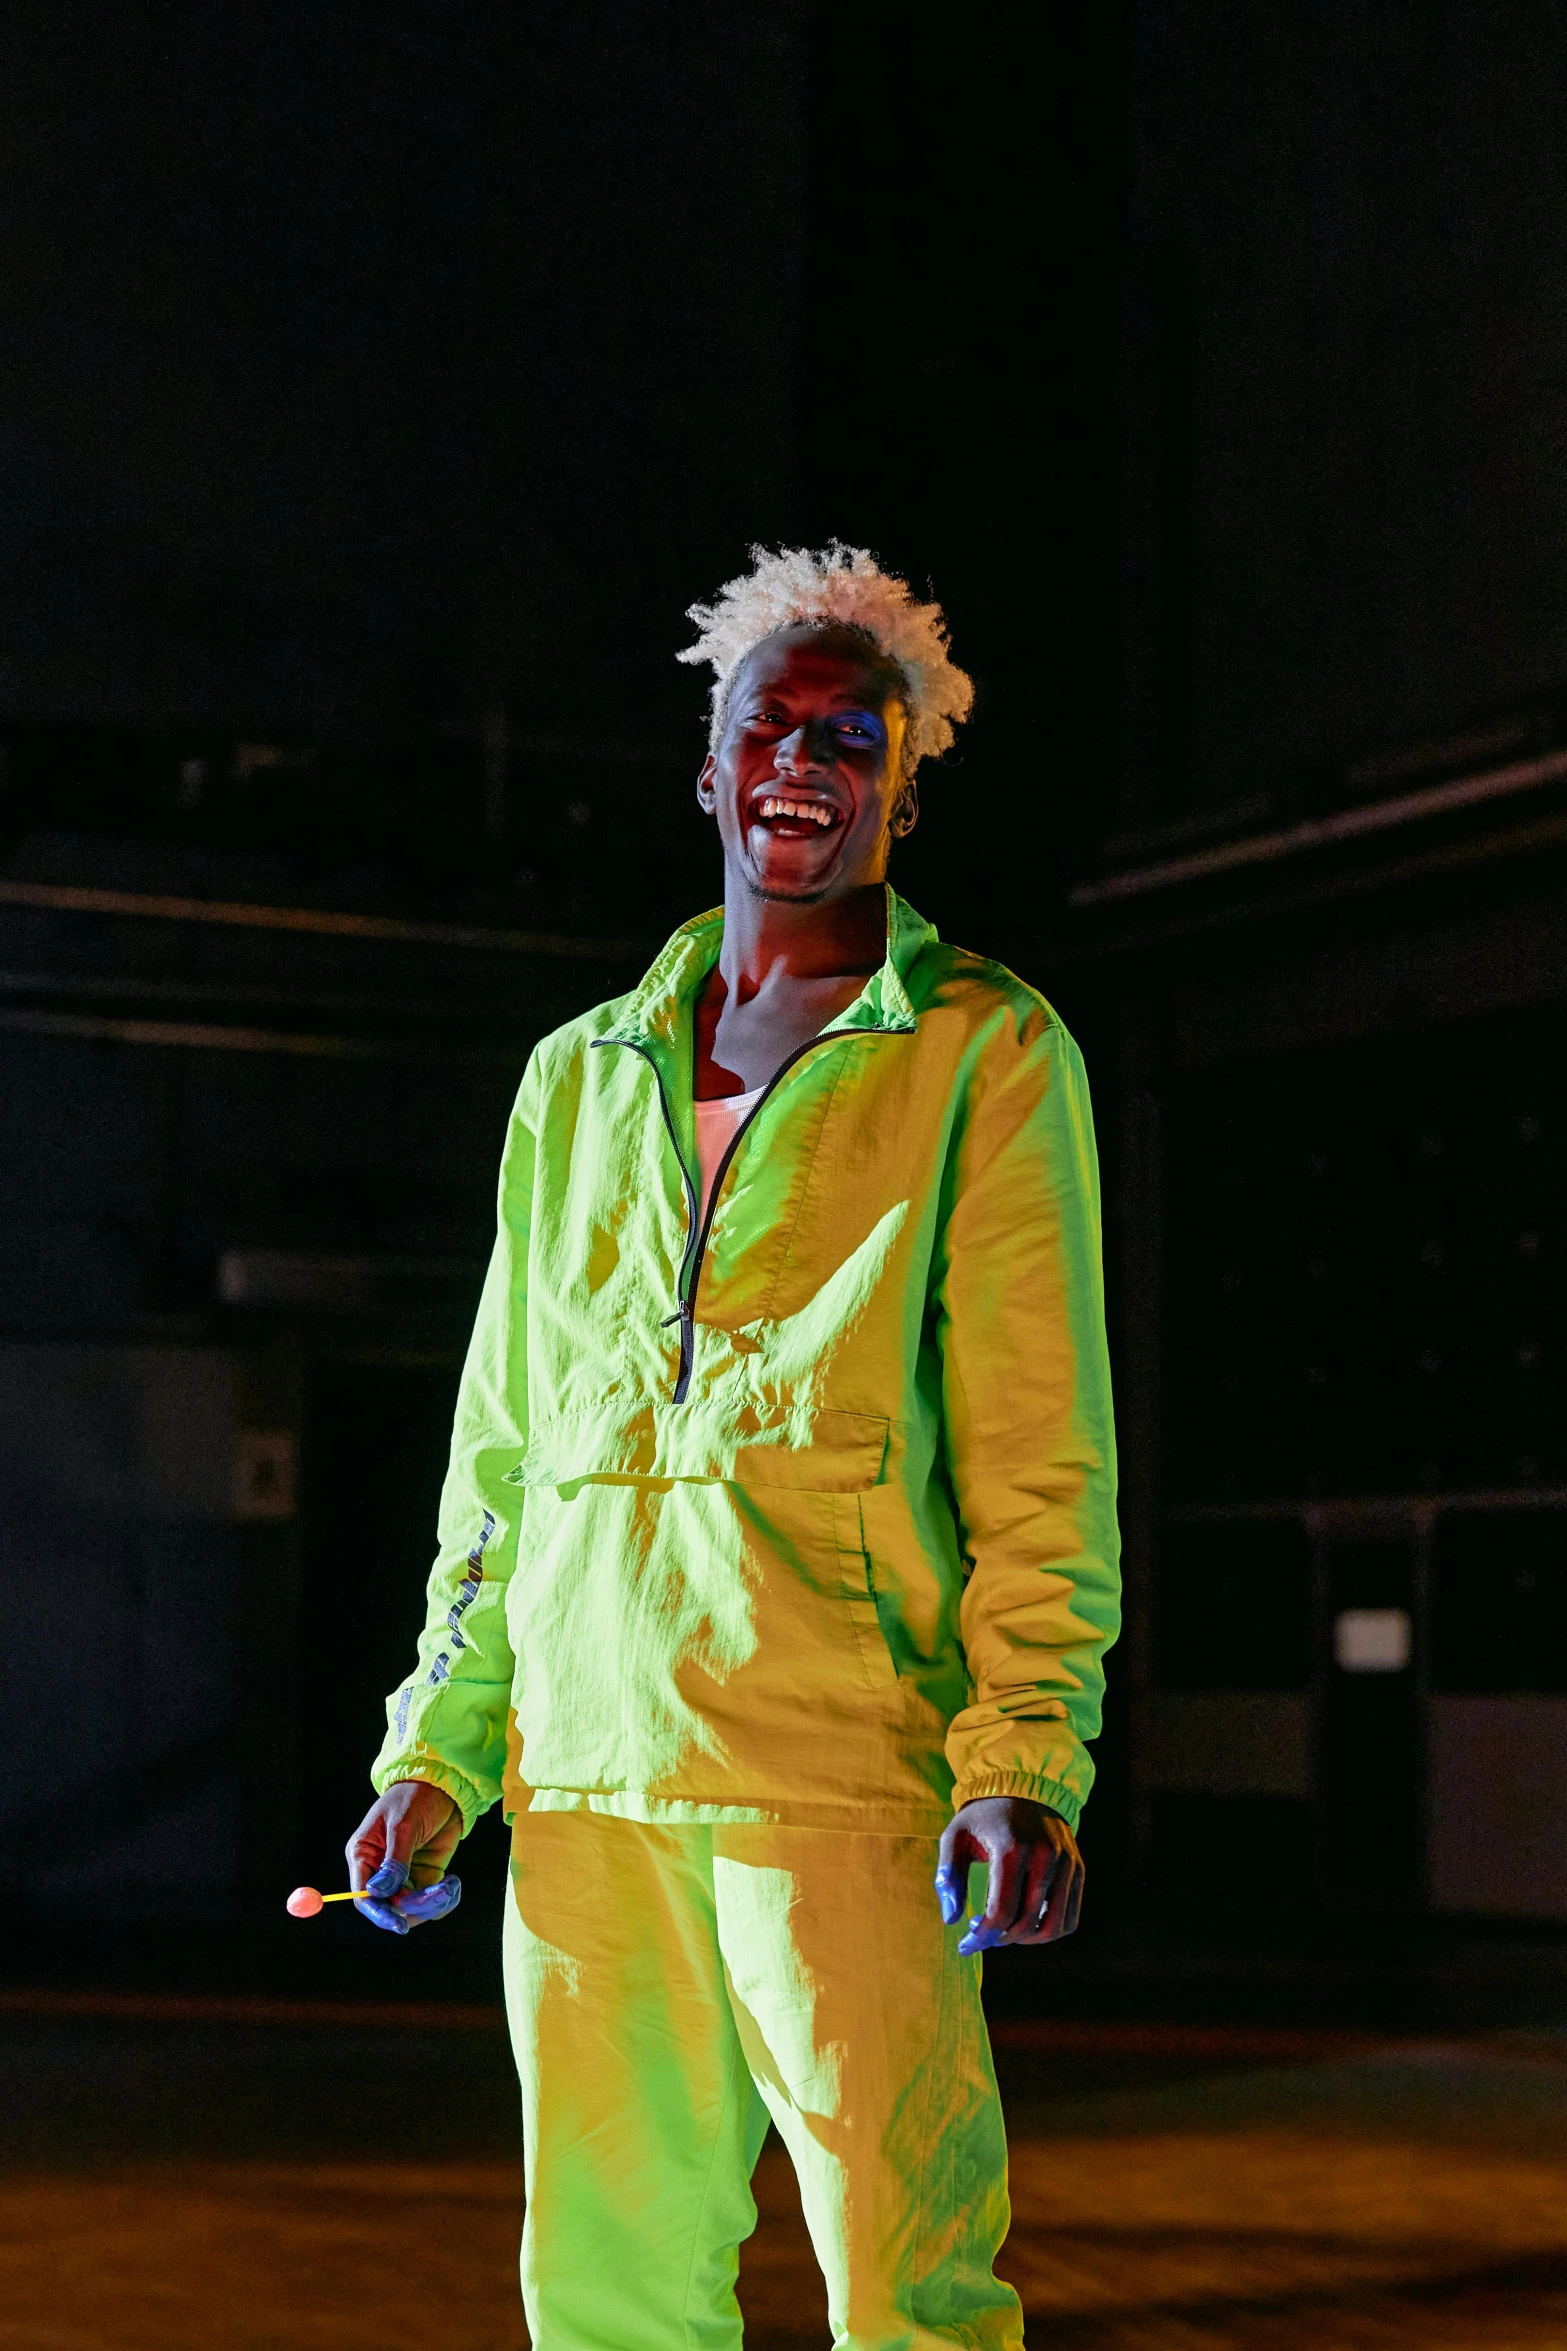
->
[692, 1085, 765, 1220]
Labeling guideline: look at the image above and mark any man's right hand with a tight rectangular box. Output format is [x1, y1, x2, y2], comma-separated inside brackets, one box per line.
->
[346, 1779, 464, 1936]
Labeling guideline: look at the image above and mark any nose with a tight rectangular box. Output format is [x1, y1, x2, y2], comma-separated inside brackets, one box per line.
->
[773, 721, 829, 776]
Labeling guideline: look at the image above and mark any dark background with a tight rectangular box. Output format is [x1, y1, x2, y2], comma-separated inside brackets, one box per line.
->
[5, 1, 1567, 2024]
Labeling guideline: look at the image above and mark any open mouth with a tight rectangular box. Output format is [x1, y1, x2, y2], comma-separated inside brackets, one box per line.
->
[748, 792, 843, 839]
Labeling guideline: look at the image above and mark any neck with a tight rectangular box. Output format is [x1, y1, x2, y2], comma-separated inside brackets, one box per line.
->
[717, 875, 888, 998]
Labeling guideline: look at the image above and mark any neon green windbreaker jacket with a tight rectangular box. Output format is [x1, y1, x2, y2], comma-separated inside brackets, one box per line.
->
[371, 888, 1120, 1837]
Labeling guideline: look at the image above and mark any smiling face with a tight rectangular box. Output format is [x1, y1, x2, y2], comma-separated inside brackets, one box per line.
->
[697, 625, 914, 904]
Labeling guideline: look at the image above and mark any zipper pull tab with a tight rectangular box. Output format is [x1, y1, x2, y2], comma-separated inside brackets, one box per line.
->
[660, 1301, 692, 1328]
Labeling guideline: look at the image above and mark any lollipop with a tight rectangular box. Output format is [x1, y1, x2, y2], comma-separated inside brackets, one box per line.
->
[285, 1885, 376, 1917]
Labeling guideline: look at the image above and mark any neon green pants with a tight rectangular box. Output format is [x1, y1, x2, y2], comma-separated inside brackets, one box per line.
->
[503, 1808, 1024, 2349]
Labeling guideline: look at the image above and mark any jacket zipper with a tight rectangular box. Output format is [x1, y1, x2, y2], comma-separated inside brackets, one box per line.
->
[595, 1025, 888, 1403]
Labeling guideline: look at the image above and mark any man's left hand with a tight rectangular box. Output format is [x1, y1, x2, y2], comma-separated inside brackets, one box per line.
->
[934, 1797, 1084, 1954]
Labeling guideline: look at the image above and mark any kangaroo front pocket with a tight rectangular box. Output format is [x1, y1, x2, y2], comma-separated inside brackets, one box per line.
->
[506, 1474, 905, 1804]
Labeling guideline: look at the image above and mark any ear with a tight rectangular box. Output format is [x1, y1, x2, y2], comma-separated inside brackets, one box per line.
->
[696, 753, 718, 816]
[889, 776, 919, 838]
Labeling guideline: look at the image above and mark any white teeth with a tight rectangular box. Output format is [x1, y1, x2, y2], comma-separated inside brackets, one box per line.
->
[757, 796, 833, 827]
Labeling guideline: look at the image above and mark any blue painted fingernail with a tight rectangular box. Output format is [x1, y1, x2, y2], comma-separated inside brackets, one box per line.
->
[400, 1876, 462, 1922]
[358, 1900, 408, 1936]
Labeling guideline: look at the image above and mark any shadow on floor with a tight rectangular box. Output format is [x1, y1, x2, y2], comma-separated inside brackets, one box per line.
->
[8, 1996, 1567, 2347]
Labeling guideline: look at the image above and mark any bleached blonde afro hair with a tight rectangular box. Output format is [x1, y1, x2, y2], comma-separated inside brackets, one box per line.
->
[678, 541, 974, 771]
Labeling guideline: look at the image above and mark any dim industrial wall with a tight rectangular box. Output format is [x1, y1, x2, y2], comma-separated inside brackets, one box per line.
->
[1122, 2, 1567, 821]
[0, 2, 810, 742]
[0, 863, 636, 1917]
[1086, 1, 1567, 1931]
[0, 1343, 243, 1899]
[1076, 832, 1567, 1924]
[1156, 993, 1567, 1919]
[0, 1025, 500, 1333]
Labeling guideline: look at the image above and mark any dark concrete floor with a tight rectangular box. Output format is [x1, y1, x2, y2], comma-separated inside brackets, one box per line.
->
[6, 1998, 1567, 2347]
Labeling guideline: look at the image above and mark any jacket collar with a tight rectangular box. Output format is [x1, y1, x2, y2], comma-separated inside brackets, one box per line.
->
[604, 884, 934, 1052]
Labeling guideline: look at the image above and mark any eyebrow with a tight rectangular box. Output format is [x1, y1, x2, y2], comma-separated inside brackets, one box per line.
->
[740, 685, 891, 711]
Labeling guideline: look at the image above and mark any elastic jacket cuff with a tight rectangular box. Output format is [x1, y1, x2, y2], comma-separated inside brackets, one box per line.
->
[950, 1771, 1084, 1831]
[370, 1758, 489, 1838]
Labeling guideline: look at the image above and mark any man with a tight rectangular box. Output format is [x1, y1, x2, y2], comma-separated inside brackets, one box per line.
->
[346, 543, 1120, 2347]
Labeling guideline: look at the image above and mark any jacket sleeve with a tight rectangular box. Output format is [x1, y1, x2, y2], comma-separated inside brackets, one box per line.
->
[934, 1007, 1121, 1830]
[369, 1052, 538, 1833]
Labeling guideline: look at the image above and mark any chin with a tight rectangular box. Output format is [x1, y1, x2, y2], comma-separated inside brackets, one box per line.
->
[749, 830, 851, 884]
[746, 877, 835, 904]
[739, 841, 827, 890]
